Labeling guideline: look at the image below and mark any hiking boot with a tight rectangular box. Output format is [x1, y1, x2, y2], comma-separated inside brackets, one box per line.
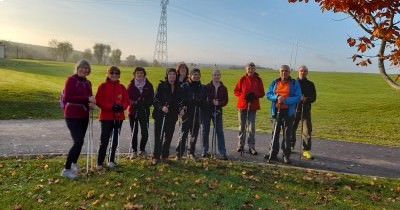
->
[264, 154, 278, 162]
[71, 163, 81, 173]
[188, 154, 197, 161]
[138, 151, 147, 158]
[151, 158, 159, 165]
[108, 162, 117, 168]
[201, 152, 210, 158]
[96, 165, 104, 171]
[129, 152, 138, 159]
[237, 147, 244, 153]
[249, 148, 258, 155]
[61, 169, 78, 179]
[302, 150, 313, 160]
[283, 156, 291, 164]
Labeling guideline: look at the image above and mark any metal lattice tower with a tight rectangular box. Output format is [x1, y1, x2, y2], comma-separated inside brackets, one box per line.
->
[153, 0, 169, 67]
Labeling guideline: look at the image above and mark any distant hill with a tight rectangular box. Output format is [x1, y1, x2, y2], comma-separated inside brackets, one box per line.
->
[0, 40, 82, 61]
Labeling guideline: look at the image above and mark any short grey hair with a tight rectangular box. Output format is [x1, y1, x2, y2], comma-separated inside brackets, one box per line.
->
[298, 65, 308, 71]
[280, 65, 290, 71]
[212, 69, 221, 75]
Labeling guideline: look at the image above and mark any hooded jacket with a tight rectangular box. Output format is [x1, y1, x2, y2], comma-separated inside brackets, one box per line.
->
[233, 73, 265, 110]
[96, 78, 130, 120]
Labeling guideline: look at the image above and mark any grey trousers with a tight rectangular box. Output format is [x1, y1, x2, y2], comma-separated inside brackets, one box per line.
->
[291, 111, 312, 151]
[237, 109, 256, 149]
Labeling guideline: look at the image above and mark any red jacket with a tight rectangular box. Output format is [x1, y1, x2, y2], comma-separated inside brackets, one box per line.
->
[63, 74, 92, 119]
[96, 78, 129, 121]
[233, 73, 265, 110]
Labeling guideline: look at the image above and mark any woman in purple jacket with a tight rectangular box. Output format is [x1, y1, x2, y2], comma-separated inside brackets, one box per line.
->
[61, 59, 96, 179]
[127, 67, 154, 158]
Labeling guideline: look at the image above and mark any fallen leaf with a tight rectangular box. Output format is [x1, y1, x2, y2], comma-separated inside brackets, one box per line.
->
[13, 204, 22, 210]
[34, 185, 44, 191]
[395, 187, 400, 192]
[92, 199, 100, 205]
[124, 202, 143, 210]
[64, 202, 70, 207]
[255, 194, 260, 199]
[86, 190, 95, 199]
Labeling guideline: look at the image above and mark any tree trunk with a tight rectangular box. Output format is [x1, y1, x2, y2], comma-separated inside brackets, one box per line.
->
[378, 40, 400, 90]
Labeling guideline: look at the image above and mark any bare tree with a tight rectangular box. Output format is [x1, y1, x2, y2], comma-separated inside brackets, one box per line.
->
[125, 55, 136, 66]
[48, 39, 58, 60]
[110, 49, 122, 65]
[82, 48, 93, 61]
[57, 41, 73, 62]
[93, 43, 111, 65]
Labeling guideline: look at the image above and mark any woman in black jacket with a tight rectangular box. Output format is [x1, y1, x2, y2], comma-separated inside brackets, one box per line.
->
[152, 68, 184, 165]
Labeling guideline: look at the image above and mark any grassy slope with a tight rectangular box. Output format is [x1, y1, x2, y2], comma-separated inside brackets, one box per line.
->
[0, 59, 399, 146]
[0, 156, 399, 210]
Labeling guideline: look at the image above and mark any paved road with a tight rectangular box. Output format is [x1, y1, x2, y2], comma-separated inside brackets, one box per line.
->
[1, 119, 399, 178]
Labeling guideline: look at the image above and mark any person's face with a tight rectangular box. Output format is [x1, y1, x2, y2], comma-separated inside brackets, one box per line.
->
[135, 70, 145, 80]
[298, 67, 308, 79]
[246, 64, 256, 76]
[108, 70, 120, 81]
[77, 65, 90, 77]
[212, 73, 221, 83]
[179, 66, 187, 76]
[167, 71, 177, 84]
[279, 68, 290, 81]
[191, 72, 201, 81]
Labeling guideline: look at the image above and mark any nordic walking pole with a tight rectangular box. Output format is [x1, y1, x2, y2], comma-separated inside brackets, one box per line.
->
[108, 112, 116, 165]
[299, 102, 304, 159]
[188, 105, 197, 158]
[242, 102, 251, 156]
[145, 108, 152, 158]
[160, 113, 166, 149]
[211, 105, 217, 159]
[267, 104, 281, 163]
[128, 109, 137, 159]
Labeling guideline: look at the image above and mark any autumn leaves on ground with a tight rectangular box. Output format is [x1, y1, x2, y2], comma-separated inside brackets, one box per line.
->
[1, 156, 400, 210]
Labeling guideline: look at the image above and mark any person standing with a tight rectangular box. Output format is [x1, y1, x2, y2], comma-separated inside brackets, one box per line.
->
[152, 68, 184, 165]
[202, 69, 229, 160]
[95, 66, 129, 169]
[291, 65, 316, 159]
[61, 59, 96, 179]
[233, 62, 265, 155]
[176, 62, 189, 86]
[265, 65, 301, 164]
[127, 67, 154, 159]
[175, 68, 208, 160]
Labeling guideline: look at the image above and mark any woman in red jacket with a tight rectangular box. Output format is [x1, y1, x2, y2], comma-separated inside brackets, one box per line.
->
[61, 59, 96, 179]
[95, 66, 129, 169]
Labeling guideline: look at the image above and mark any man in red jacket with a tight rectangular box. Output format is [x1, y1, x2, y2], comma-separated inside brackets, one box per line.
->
[234, 62, 265, 155]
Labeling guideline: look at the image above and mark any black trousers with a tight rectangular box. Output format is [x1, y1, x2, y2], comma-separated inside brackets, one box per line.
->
[153, 114, 177, 159]
[129, 107, 150, 152]
[65, 118, 89, 169]
[270, 109, 294, 158]
[97, 120, 123, 165]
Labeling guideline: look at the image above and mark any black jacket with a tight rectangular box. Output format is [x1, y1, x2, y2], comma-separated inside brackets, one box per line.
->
[296, 77, 316, 114]
[152, 80, 184, 121]
[181, 80, 208, 111]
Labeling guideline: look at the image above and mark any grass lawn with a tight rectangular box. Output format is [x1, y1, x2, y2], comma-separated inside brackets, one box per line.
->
[1, 156, 399, 209]
[0, 59, 399, 146]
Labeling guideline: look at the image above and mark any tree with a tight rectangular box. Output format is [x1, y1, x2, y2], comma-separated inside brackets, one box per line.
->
[48, 39, 58, 60]
[152, 59, 160, 67]
[93, 43, 111, 65]
[288, 0, 400, 90]
[110, 49, 122, 65]
[82, 48, 93, 61]
[125, 55, 136, 66]
[57, 41, 73, 62]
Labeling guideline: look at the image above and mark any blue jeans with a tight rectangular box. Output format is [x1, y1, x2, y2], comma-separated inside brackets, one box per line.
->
[202, 109, 226, 155]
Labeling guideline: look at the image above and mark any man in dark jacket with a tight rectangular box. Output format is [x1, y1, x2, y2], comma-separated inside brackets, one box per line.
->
[291, 65, 317, 159]
[175, 68, 208, 160]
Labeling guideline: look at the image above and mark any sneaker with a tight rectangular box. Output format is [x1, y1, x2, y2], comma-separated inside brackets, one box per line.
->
[302, 150, 313, 159]
[96, 165, 104, 171]
[237, 147, 244, 152]
[291, 146, 295, 153]
[108, 162, 117, 168]
[264, 154, 278, 162]
[175, 155, 181, 161]
[138, 151, 147, 158]
[151, 158, 159, 165]
[219, 154, 228, 160]
[61, 169, 78, 179]
[249, 148, 258, 155]
[188, 154, 197, 161]
[283, 156, 291, 164]
[129, 152, 138, 159]
[71, 163, 81, 173]
[201, 152, 210, 158]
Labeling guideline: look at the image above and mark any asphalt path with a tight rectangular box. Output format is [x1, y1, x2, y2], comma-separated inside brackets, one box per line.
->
[1, 119, 399, 178]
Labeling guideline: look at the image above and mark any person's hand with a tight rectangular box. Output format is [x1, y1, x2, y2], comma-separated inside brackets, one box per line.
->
[89, 102, 96, 109]
[112, 103, 123, 112]
[88, 96, 96, 104]
[301, 96, 307, 102]
[245, 92, 256, 102]
[179, 108, 185, 117]
[277, 96, 285, 104]
[162, 106, 169, 113]
[213, 99, 219, 106]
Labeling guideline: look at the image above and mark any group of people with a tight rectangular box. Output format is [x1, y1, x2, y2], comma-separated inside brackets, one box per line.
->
[60, 59, 316, 180]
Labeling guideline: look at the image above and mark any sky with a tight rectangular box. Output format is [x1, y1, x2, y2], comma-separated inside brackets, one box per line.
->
[0, 0, 391, 73]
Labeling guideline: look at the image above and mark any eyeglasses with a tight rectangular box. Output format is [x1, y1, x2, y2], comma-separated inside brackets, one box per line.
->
[110, 72, 120, 75]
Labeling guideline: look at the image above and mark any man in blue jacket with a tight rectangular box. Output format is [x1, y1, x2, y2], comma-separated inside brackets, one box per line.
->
[265, 65, 301, 164]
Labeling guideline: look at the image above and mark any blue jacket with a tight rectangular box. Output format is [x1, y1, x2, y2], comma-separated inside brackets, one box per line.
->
[266, 77, 301, 117]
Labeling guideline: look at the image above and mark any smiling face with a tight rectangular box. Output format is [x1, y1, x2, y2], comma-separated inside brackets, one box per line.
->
[246, 63, 256, 76]
[108, 70, 120, 81]
[279, 65, 290, 81]
[135, 70, 145, 81]
[190, 71, 201, 82]
[212, 71, 221, 83]
[167, 71, 177, 84]
[298, 66, 308, 80]
[77, 65, 90, 78]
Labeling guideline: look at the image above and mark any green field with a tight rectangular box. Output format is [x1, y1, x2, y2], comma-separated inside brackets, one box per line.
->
[0, 59, 399, 146]
[1, 156, 399, 209]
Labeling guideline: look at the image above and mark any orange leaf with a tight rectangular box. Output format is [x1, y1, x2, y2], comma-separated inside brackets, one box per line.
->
[347, 38, 356, 47]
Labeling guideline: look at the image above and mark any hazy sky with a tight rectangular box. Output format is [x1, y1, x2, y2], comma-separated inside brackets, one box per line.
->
[0, 0, 389, 73]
